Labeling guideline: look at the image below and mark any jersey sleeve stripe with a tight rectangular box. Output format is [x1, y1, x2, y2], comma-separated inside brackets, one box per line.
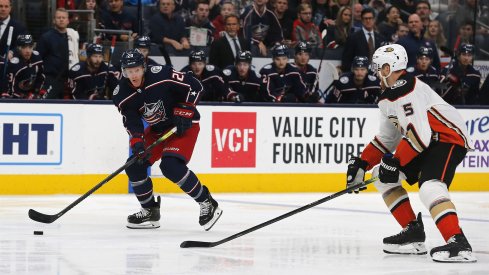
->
[428, 107, 470, 149]
[405, 123, 427, 152]
[372, 136, 390, 153]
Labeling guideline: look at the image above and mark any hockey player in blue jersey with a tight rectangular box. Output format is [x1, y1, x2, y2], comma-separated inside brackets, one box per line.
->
[68, 43, 119, 100]
[406, 47, 440, 87]
[292, 42, 318, 94]
[2, 35, 45, 99]
[259, 44, 307, 102]
[327, 56, 381, 104]
[180, 50, 233, 101]
[222, 51, 261, 102]
[134, 35, 160, 67]
[112, 49, 222, 230]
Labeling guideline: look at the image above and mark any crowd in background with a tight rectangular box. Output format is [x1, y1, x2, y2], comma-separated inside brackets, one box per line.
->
[0, 0, 488, 104]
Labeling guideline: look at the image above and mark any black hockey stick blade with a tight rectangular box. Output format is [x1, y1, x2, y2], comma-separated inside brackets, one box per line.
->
[180, 177, 378, 248]
[28, 127, 177, 224]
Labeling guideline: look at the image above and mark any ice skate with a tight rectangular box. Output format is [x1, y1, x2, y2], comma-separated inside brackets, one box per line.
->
[198, 187, 223, 231]
[383, 212, 427, 255]
[127, 196, 161, 229]
[430, 232, 477, 263]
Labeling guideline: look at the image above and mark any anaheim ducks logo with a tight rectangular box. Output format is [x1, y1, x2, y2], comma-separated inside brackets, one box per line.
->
[388, 115, 403, 133]
[384, 47, 395, 52]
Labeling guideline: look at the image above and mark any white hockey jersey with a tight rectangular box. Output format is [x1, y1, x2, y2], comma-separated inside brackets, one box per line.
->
[361, 73, 472, 169]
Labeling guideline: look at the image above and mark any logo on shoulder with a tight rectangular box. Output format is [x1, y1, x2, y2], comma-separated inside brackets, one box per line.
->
[340, 76, 349, 84]
[113, 85, 120, 96]
[71, 64, 80, 72]
[206, 64, 215, 71]
[151, 66, 162, 73]
[223, 69, 231, 76]
[406, 67, 415, 73]
[10, 57, 19, 64]
[33, 50, 40, 55]
[263, 64, 272, 70]
[391, 79, 407, 89]
[368, 75, 377, 81]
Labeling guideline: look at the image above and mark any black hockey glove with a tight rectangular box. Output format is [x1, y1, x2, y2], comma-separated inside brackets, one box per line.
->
[173, 103, 196, 136]
[228, 91, 245, 102]
[346, 157, 369, 194]
[130, 137, 150, 165]
[379, 154, 400, 183]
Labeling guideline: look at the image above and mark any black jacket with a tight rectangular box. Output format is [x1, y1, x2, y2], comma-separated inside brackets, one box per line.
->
[209, 35, 249, 69]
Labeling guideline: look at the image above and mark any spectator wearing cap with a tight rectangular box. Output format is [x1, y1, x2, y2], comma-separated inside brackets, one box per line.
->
[341, 8, 386, 72]
[209, 14, 249, 70]
[2, 34, 45, 99]
[292, 41, 319, 99]
[406, 46, 440, 87]
[68, 43, 119, 100]
[327, 55, 380, 104]
[222, 50, 261, 102]
[440, 43, 481, 105]
[397, 13, 440, 70]
[0, 0, 27, 58]
[180, 50, 233, 101]
[259, 44, 307, 102]
[149, 0, 190, 56]
[134, 36, 160, 66]
[241, 0, 284, 57]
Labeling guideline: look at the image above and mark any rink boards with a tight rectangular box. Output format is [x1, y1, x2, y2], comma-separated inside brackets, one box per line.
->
[0, 102, 488, 194]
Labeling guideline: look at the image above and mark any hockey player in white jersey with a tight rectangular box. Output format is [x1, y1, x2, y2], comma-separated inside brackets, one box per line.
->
[345, 44, 476, 263]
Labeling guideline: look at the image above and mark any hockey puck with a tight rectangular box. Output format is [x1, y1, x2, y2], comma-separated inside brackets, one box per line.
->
[33, 231, 43, 235]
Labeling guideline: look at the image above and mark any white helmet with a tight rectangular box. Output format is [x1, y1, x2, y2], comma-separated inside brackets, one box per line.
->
[372, 44, 408, 87]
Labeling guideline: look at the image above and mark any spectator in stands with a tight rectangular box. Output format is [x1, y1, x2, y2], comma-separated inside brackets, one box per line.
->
[259, 44, 307, 102]
[57, 0, 76, 9]
[440, 43, 481, 105]
[37, 8, 72, 99]
[72, 0, 104, 43]
[377, 6, 402, 43]
[222, 51, 261, 102]
[311, 0, 338, 30]
[241, 0, 283, 57]
[274, 0, 294, 43]
[172, 0, 192, 23]
[209, 14, 249, 69]
[424, 20, 447, 57]
[341, 8, 385, 72]
[185, 0, 215, 55]
[452, 21, 474, 54]
[392, 22, 409, 43]
[406, 46, 440, 87]
[414, 0, 432, 29]
[211, 1, 236, 40]
[149, 0, 190, 56]
[323, 6, 354, 49]
[390, 0, 415, 23]
[352, 3, 363, 29]
[292, 3, 322, 54]
[0, 0, 27, 58]
[327, 55, 380, 104]
[366, 0, 386, 19]
[397, 13, 440, 70]
[100, 0, 138, 41]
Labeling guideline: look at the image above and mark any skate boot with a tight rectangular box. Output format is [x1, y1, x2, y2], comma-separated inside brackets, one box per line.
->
[383, 212, 427, 255]
[198, 186, 223, 231]
[430, 232, 477, 263]
[127, 196, 161, 229]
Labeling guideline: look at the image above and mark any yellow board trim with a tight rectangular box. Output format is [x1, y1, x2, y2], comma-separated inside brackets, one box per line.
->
[0, 173, 488, 194]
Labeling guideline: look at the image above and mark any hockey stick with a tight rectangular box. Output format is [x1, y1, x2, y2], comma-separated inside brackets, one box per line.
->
[1, 26, 13, 84]
[28, 127, 177, 224]
[180, 177, 378, 248]
[158, 44, 172, 67]
[310, 29, 328, 94]
[101, 35, 117, 99]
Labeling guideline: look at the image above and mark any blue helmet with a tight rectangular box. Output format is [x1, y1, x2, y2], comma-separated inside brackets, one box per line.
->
[236, 50, 252, 64]
[295, 41, 311, 54]
[458, 43, 474, 55]
[134, 36, 151, 49]
[189, 50, 206, 64]
[272, 44, 289, 58]
[352, 56, 369, 69]
[16, 34, 34, 47]
[417, 46, 433, 58]
[121, 49, 146, 71]
[86, 43, 103, 57]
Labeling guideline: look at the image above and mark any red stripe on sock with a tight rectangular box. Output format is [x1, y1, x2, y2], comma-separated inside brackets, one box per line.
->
[436, 213, 462, 241]
[391, 200, 416, 228]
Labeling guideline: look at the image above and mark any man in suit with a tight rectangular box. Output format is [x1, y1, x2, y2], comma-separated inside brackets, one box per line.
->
[0, 0, 27, 57]
[341, 8, 385, 72]
[209, 14, 248, 69]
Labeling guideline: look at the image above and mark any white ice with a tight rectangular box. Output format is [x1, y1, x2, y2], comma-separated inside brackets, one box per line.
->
[1, 192, 488, 275]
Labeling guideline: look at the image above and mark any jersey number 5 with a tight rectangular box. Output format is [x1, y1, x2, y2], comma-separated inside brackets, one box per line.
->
[403, 103, 414, 116]
[172, 71, 185, 81]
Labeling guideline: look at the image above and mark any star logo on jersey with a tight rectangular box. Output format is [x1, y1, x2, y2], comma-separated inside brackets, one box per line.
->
[142, 100, 167, 125]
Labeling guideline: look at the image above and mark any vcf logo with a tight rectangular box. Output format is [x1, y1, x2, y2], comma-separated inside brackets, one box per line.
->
[212, 112, 256, 167]
[0, 113, 63, 165]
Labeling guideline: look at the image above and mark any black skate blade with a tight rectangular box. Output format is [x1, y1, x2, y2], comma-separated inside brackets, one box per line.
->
[180, 240, 215, 248]
[28, 209, 58, 224]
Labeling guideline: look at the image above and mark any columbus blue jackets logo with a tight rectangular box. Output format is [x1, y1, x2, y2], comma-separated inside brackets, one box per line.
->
[142, 100, 167, 125]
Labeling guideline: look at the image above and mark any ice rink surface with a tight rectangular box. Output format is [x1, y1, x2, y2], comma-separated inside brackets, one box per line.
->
[1, 192, 488, 275]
